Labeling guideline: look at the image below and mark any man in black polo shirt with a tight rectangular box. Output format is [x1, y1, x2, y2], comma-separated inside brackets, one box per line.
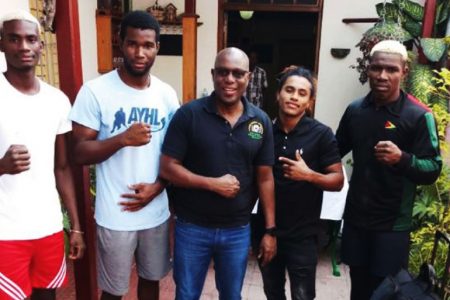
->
[253, 66, 344, 300]
[336, 40, 442, 300]
[160, 47, 276, 300]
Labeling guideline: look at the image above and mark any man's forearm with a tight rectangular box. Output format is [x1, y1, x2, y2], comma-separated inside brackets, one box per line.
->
[307, 163, 344, 191]
[152, 177, 169, 195]
[257, 167, 275, 228]
[160, 158, 214, 192]
[74, 133, 126, 165]
[259, 191, 275, 228]
[397, 152, 442, 185]
[55, 165, 81, 231]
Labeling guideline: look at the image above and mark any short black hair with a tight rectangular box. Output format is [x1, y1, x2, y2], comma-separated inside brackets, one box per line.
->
[276, 66, 317, 117]
[276, 66, 316, 98]
[119, 10, 160, 42]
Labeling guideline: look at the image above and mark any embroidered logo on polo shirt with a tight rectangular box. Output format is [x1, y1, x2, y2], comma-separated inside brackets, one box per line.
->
[248, 121, 264, 140]
[384, 121, 396, 129]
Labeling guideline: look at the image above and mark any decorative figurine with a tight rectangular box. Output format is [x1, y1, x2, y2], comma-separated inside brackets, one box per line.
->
[41, 0, 56, 32]
[147, 0, 164, 22]
[164, 3, 177, 24]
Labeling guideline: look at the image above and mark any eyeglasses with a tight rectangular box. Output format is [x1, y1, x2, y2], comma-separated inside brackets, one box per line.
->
[212, 67, 249, 79]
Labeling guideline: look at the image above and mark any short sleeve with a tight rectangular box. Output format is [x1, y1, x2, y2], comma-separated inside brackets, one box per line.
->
[161, 106, 190, 161]
[319, 126, 342, 170]
[69, 85, 102, 131]
[166, 85, 180, 121]
[253, 114, 274, 166]
[57, 94, 72, 135]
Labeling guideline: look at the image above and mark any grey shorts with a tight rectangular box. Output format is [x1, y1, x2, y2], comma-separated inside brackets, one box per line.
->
[96, 219, 171, 296]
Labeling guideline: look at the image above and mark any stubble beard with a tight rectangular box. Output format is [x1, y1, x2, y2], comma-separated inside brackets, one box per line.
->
[123, 58, 152, 77]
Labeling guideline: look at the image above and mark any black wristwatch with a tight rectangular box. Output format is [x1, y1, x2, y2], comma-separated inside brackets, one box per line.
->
[264, 227, 277, 237]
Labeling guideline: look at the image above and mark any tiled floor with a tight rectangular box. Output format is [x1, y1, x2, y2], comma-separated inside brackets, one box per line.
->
[58, 252, 350, 299]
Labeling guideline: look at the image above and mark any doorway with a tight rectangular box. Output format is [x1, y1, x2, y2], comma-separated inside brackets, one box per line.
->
[226, 11, 318, 117]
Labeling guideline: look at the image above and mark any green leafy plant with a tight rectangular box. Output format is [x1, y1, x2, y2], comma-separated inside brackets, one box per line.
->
[379, 0, 450, 56]
[409, 68, 450, 279]
[62, 209, 71, 256]
[353, 22, 412, 83]
[353, 0, 450, 83]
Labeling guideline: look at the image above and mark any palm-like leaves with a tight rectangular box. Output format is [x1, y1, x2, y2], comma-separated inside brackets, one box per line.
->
[421, 38, 448, 62]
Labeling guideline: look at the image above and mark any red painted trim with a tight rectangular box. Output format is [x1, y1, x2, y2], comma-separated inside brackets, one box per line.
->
[55, 0, 83, 102]
[419, 0, 437, 64]
[185, 0, 196, 14]
[421, 0, 436, 38]
[407, 94, 432, 112]
[55, 1, 98, 300]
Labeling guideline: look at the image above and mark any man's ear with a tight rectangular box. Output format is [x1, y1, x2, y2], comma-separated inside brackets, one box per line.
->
[306, 98, 315, 112]
[156, 41, 160, 53]
[401, 62, 409, 80]
[35, 40, 44, 56]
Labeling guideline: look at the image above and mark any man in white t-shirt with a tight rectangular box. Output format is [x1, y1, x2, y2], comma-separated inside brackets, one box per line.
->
[0, 10, 85, 300]
[70, 11, 179, 300]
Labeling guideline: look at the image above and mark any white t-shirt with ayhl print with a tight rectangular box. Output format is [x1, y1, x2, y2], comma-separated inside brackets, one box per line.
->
[70, 70, 179, 231]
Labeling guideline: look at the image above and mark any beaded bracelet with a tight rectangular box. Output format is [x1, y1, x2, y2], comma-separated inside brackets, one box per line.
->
[70, 229, 84, 235]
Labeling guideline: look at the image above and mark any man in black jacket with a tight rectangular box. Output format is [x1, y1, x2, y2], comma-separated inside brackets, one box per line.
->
[336, 40, 442, 300]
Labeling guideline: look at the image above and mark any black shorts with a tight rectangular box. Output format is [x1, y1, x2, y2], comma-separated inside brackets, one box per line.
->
[341, 222, 410, 277]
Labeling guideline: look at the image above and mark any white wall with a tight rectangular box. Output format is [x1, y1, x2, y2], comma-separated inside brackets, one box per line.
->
[0, 0, 30, 72]
[315, 0, 378, 131]
[196, 1, 218, 97]
[316, 0, 425, 131]
[0, 0, 29, 14]
[78, 0, 98, 82]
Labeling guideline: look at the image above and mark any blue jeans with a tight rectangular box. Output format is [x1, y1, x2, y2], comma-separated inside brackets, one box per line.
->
[173, 219, 251, 300]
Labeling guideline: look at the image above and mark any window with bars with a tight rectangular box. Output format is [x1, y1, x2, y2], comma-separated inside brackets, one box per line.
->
[29, 0, 60, 88]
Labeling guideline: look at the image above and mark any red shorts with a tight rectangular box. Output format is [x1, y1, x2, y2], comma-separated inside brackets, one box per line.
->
[0, 231, 67, 300]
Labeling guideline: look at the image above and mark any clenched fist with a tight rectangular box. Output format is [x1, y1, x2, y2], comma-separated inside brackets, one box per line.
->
[0, 145, 30, 175]
[121, 122, 152, 147]
[212, 174, 240, 198]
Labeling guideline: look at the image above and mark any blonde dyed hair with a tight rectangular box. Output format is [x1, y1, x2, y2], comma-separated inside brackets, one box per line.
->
[370, 40, 407, 61]
[0, 10, 41, 37]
